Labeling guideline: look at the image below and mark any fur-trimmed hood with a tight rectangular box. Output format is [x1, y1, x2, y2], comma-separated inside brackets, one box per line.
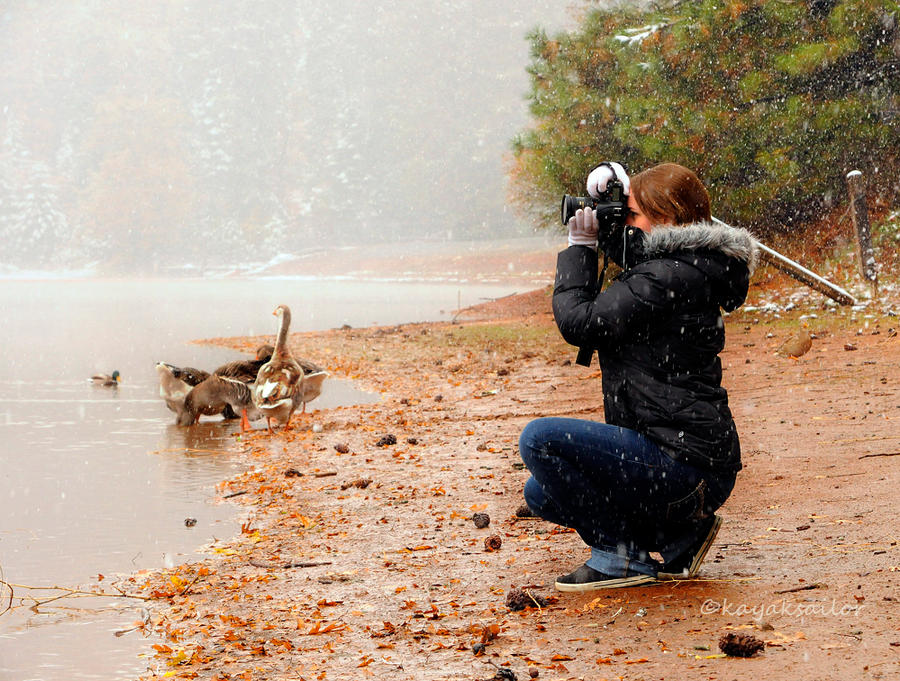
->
[628, 221, 756, 313]
[641, 222, 759, 274]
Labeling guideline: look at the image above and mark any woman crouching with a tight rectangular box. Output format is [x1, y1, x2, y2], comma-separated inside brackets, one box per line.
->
[520, 162, 757, 591]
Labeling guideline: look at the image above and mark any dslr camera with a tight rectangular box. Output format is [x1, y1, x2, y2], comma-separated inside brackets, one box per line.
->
[560, 166, 627, 233]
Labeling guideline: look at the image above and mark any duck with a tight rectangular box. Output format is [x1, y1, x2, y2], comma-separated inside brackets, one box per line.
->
[252, 305, 304, 433]
[90, 370, 121, 387]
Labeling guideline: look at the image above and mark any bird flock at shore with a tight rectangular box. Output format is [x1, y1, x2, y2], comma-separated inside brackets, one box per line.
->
[155, 304, 327, 433]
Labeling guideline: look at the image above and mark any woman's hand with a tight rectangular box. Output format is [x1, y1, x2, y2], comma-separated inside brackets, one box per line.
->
[567, 207, 599, 249]
[587, 162, 630, 198]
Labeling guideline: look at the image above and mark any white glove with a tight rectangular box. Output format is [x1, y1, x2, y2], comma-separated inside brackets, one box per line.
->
[567, 207, 599, 249]
[586, 162, 630, 198]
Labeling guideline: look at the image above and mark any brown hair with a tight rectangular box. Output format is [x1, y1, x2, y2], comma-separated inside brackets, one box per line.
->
[630, 163, 711, 226]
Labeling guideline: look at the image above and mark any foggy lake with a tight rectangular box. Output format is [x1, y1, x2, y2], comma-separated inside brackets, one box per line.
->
[0, 276, 521, 680]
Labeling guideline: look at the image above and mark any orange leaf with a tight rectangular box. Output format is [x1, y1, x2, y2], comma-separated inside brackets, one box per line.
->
[551, 654, 573, 661]
[624, 658, 650, 664]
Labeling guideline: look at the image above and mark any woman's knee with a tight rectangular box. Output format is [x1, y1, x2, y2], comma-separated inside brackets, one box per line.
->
[519, 417, 556, 464]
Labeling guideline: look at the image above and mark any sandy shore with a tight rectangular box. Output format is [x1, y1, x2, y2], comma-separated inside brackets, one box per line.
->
[126, 273, 899, 681]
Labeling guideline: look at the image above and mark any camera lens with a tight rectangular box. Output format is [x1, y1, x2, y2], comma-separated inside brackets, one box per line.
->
[560, 195, 593, 225]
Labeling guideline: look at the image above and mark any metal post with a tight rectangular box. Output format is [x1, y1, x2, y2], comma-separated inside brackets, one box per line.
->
[712, 217, 856, 306]
[846, 170, 878, 297]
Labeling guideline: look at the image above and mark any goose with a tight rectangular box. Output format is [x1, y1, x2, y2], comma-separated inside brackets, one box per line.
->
[252, 305, 304, 432]
[294, 359, 328, 414]
[90, 370, 121, 387]
[156, 363, 194, 413]
[212, 344, 274, 382]
[176, 374, 262, 429]
[157, 344, 272, 423]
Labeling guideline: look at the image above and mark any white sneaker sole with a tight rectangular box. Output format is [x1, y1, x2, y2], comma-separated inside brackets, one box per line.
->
[555, 573, 657, 592]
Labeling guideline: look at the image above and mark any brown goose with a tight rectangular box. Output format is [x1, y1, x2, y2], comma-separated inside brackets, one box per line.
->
[176, 374, 262, 429]
[252, 305, 304, 432]
[159, 345, 273, 422]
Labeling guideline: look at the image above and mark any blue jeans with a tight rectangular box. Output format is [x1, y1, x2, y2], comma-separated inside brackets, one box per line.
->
[519, 417, 736, 578]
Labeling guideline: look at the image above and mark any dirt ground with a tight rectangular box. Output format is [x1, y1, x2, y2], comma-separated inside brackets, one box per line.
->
[127, 268, 899, 681]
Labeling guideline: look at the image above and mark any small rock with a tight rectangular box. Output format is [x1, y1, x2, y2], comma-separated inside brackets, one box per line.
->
[312, 423, 323, 433]
[184, 518, 197, 527]
[284, 468, 303, 477]
[406, 437, 419, 445]
[528, 669, 539, 679]
[472, 512, 491, 528]
[334, 443, 350, 454]
[375, 434, 397, 447]
[492, 668, 516, 681]
[506, 587, 547, 611]
[844, 343, 858, 351]
[497, 367, 510, 376]
[341, 478, 373, 490]
[719, 632, 765, 657]
[434, 394, 443, 402]
[472, 642, 486, 656]
[515, 504, 537, 518]
[484, 535, 502, 552]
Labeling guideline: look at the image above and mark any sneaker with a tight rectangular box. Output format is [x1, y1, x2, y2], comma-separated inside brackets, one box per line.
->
[555, 563, 657, 592]
[658, 514, 722, 580]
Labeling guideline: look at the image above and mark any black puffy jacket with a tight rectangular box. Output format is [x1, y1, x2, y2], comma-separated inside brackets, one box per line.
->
[553, 222, 758, 473]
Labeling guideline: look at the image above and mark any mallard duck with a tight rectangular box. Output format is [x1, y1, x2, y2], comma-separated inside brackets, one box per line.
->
[253, 305, 304, 433]
[90, 370, 121, 387]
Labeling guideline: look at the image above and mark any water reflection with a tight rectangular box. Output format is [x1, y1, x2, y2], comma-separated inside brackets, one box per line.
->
[0, 277, 515, 680]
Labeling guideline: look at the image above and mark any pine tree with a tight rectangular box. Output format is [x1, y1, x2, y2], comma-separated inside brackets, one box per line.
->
[510, 0, 899, 236]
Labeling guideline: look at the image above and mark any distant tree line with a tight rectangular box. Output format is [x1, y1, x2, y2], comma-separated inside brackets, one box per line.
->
[509, 0, 899, 238]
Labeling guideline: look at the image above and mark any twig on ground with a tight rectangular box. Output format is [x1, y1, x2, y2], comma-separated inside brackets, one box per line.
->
[859, 451, 900, 460]
[775, 582, 826, 594]
[0, 581, 152, 616]
[249, 559, 333, 569]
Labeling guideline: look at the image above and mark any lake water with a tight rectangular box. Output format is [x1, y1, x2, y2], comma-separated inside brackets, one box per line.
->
[0, 277, 521, 680]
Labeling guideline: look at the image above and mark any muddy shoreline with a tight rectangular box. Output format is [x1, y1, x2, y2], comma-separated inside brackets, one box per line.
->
[126, 277, 899, 680]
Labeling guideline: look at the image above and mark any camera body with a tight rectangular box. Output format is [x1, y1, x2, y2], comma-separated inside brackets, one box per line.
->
[560, 175, 627, 232]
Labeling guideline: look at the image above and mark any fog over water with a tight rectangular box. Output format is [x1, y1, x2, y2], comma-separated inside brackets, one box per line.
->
[1, 1, 578, 274]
